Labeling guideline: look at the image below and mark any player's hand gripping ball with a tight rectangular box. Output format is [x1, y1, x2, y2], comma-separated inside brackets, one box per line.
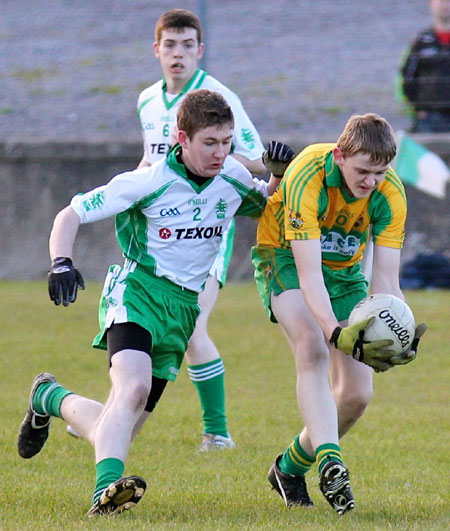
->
[48, 257, 85, 307]
[262, 140, 295, 177]
[346, 294, 427, 372]
[371, 322, 428, 369]
[330, 318, 395, 372]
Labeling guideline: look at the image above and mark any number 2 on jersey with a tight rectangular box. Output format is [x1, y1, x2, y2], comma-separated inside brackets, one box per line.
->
[193, 207, 201, 221]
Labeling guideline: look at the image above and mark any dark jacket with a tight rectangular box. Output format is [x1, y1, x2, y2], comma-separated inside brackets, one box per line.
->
[401, 28, 450, 112]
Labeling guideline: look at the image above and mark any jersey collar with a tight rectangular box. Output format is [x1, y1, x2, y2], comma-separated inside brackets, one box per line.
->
[324, 150, 359, 203]
[325, 149, 341, 187]
[166, 145, 214, 193]
[162, 69, 208, 110]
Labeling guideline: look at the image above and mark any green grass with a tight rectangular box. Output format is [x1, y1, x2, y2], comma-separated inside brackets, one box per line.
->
[0, 281, 449, 529]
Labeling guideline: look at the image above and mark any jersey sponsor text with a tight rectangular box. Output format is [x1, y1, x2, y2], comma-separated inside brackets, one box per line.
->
[146, 143, 171, 155]
[175, 226, 224, 240]
[320, 231, 360, 256]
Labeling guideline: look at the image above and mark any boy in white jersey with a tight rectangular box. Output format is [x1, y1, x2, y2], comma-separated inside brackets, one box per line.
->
[135, 9, 266, 451]
[17, 90, 289, 517]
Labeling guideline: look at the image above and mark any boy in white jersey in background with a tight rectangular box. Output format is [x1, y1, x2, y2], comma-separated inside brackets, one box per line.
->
[136, 9, 266, 451]
[17, 90, 291, 517]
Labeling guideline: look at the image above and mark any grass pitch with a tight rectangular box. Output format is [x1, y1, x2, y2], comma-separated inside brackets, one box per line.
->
[0, 280, 449, 530]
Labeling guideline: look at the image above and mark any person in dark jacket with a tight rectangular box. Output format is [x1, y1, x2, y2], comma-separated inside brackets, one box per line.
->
[399, 0, 450, 132]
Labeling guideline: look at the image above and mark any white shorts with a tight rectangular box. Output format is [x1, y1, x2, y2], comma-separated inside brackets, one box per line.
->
[208, 219, 235, 287]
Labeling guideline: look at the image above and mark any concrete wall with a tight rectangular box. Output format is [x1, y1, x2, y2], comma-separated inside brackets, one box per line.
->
[1, 136, 449, 281]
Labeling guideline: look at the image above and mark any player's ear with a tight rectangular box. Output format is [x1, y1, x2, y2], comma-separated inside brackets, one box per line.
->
[197, 42, 205, 60]
[153, 41, 160, 59]
[177, 129, 189, 148]
[333, 147, 344, 166]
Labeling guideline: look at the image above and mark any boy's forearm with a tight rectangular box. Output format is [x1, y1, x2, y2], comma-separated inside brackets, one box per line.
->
[49, 206, 81, 261]
[231, 153, 266, 176]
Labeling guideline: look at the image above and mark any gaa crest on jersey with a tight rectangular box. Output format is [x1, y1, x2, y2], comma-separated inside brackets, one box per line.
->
[353, 215, 364, 228]
[142, 121, 155, 130]
[215, 199, 227, 219]
[159, 228, 171, 239]
[288, 209, 303, 229]
[160, 207, 181, 217]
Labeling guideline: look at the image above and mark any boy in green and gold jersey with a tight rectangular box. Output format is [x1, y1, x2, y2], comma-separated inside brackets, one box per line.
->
[254, 114, 426, 515]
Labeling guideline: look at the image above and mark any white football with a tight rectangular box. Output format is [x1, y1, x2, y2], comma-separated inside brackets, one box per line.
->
[348, 294, 415, 355]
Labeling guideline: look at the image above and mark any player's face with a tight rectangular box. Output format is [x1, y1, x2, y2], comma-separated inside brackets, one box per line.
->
[178, 124, 233, 178]
[431, 0, 450, 24]
[333, 148, 389, 199]
[154, 28, 204, 86]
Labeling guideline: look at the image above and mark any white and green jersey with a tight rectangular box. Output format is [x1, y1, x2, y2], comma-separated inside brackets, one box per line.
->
[71, 146, 267, 292]
[137, 69, 264, 165]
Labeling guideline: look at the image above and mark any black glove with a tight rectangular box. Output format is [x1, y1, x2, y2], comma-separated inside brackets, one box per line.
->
[262, 140, 295, 177]
[48, 257, 85, 306]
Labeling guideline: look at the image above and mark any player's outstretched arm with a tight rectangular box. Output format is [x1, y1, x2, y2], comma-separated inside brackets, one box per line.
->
[262, 140, 296, 195]
[48, 206, 84, 306]
[232, 153, 266, 176]
[262, 140, 295, 178]
[371, 246, 404, 300]
[291, 240, 394, 372]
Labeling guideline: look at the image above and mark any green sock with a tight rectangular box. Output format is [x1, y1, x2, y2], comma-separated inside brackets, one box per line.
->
[32, 381, 73, 418]
[93, 458, 125, 503]
[187, 359, 228, 437]
[279, 435, 316, 475]
[315, 443, 343, 473]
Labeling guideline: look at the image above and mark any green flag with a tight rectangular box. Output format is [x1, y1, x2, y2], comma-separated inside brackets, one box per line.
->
[393, 132, 449, 198]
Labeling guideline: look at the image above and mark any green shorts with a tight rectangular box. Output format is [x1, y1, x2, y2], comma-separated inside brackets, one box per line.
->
[252, 245, 368, 323]
[93, 260, 201, 381]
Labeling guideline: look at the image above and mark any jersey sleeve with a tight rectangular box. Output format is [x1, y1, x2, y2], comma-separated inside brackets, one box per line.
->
[71, 167, 155, 224]
[217, 86, 264, 161]
[370, 170, 407, 249]
[283, 157, 324, 241]
[222, 159, 268, 218]
[137, 89, 148, 160]
[234, 178, 268, 218]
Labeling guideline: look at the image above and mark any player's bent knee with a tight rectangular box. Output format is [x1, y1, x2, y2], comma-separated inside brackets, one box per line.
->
[336, 388, 373, 417]
[121, 382, 152, 413]
[186, 330, 209, 355]
[294, 341, 329, 370]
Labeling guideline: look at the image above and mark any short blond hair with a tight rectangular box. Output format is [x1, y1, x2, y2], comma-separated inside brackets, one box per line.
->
[337, 113, 397, 165]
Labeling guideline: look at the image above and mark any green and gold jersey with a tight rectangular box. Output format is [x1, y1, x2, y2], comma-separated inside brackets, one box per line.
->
[257, 143, 407, 270]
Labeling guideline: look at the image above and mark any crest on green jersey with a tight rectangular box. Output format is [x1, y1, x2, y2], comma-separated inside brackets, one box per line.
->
[215, 199, 227, 219]
[241, 128, 255, 149]
[288, 209, 304, 229]
[82, 191, 105, 212]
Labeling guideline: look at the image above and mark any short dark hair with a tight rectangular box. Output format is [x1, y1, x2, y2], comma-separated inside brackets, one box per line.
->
[155, 9, 202, 44]
[177, 90, 234, 139]
[337, 113, 397, 165]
